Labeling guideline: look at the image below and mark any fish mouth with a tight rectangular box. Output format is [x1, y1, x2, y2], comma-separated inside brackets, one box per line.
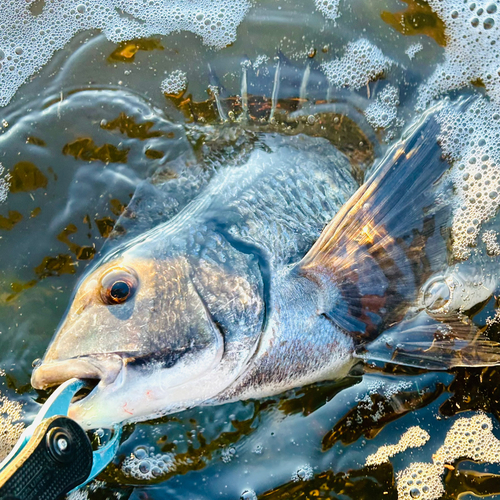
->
[31, 354, 124, 391]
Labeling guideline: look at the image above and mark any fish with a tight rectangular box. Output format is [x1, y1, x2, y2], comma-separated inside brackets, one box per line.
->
[31, 100, 500, 429]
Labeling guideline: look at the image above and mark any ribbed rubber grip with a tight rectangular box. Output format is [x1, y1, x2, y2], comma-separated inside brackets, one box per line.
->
[0, 415, 93, 500]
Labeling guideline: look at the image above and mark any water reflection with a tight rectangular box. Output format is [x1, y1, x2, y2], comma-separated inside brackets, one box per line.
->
[0, 0, 499, 498]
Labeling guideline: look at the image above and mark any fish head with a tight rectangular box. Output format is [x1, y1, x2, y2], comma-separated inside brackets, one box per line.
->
[31, 237, 264, 428]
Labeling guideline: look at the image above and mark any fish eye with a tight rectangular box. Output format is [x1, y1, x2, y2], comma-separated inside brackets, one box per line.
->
[100, 268, 139, 305]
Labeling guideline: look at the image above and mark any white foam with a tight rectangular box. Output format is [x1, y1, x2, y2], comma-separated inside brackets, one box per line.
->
[240, 489, 257, 500]
[252, 54, 270, 71]
[0, 392, 24, 461]
[320, 38, 395, 91]
[436, 96, 500, 259]
[67, 490, 89, 500]
[291, 464, 314, 482]
[364, 84, 404, 138]
[67, 481, 109, 500]
[405, 42, 423, 60]
[397, 414, 500, 500]
[366, 427, 430, 467]
[315, 0, 341, 22]
[418, 0, 500, 110]
[0, 163, 10, 204]
[482, 229, 500, 255]
[121, 446, 175, 480]
[0, 0, 251, 107]
[413, 0, 500, 259]
[221, 446, 236, 463]
[160, 70, 187, 95]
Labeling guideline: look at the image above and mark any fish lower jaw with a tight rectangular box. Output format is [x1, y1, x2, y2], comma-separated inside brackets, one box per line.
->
[65, 368, 228, 429]
[67, 385, 201, 430]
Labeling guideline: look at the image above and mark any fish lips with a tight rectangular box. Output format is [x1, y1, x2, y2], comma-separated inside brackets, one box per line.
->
[31, 341, 226, 429]
[31, 354, 124, 390]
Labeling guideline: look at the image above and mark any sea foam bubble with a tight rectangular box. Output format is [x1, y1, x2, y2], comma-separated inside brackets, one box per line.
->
[320, 38, 395, 91]
[161, 70, 188, 95]
[415, 0, 500, 258]
[0, 0, 251, 107]
[121, 445, 176, 480]
[397, 414, 500, 500]
[315, 0, 341, 22]
[364, 84, 404, 138]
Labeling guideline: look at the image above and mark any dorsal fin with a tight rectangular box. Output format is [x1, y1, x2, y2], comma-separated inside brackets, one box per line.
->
[298, 102, 452, 334]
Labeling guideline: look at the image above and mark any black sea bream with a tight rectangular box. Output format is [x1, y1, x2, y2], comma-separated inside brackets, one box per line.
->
[32, 102, 500, 429]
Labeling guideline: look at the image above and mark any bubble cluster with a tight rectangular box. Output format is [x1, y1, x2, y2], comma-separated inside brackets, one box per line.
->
[121, 445, 175, 480]
[434, 413, 500, 465]
[320, 38, 394, 91]
[482, 229, 500, 255]
[486, 306, 500, 327]
[396, 414, 500, 500]
[291, 464, 314, 482]
[365, 426, 430, 467]
[315, 0, 341, 22]
[0, 163, 10, 203]
[410, 0, 500, 259]
[0, 0, 251, 107]
[252, 54, 270, 71]
[355, 380, 413, 406]
[67, 480, 110, 500]
[397, 463, 444, 500]
[350, 380, 415, 423]
[252, 443, 263, 454]
[160, 70, 187, 95]
[240, 488, 257, 500]
[418, 0, 500, 109]
[354, 380, 383, 411]
[0, 392, 24, 461]
[384, 381, 413, 397]
[436, 97, 500, 259]
[67, 489, 89, 500]
[405, 42, 423, 60]
[221, 446, 237, 463]
[364, 84, 404, 137]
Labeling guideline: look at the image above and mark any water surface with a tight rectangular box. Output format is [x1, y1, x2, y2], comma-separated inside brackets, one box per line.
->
[1, 1, 500, 499]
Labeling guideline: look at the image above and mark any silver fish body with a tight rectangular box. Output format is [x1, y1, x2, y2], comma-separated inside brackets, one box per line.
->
[32, 100, 500, 429]
[32, 133, 357, 428]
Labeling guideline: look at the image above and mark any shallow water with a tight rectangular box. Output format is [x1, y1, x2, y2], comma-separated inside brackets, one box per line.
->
[1, 0, 500, 499]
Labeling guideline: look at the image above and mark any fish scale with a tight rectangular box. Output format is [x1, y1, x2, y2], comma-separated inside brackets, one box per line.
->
[31, 100, 500, 429]
[31, 131, 357, 428]
[209, 134, 356, 265]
